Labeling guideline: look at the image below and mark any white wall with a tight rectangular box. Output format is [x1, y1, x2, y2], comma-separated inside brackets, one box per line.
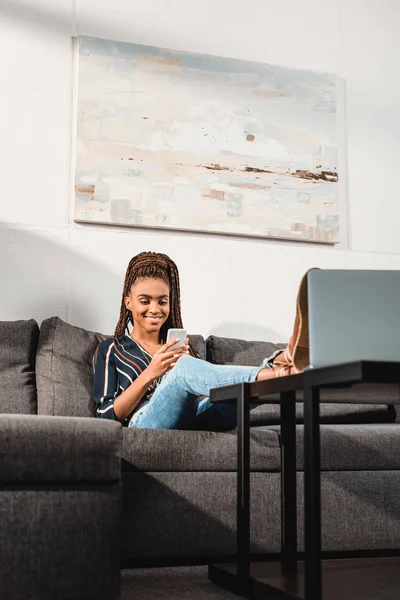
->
[1, 0, 400, 341]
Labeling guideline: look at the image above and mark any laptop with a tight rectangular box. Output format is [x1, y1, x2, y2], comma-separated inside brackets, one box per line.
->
[307, 269, 400, 368]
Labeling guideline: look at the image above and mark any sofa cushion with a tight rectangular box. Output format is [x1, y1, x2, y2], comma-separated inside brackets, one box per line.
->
[206, 335, 396, 425]
[36, 317, 207, 418]
[36, 317, 105, 417]
[206, 334, 286, 367]
[121, 427, 281, 472]
[250, 383, 397, 425]
[265, 423, 400, 471]
[0, 414, 121, 482]
[249, 400, 395, 425]
[122, 423, 400, 472]
[191, 337, 207, 361]
[0, 319, 39, 414]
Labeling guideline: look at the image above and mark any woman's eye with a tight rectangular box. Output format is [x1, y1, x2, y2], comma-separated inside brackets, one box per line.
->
[140, 300, 149, 305]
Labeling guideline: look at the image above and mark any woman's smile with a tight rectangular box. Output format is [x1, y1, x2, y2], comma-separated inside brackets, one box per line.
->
[144, 315, 164, 325]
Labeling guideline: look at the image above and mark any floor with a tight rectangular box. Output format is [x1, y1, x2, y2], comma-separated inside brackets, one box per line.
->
[121, 560, 400, 600]
[121, 566, 239, 600]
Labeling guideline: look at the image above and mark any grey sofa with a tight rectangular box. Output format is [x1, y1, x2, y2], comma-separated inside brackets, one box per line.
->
[1, 317, 400, 579]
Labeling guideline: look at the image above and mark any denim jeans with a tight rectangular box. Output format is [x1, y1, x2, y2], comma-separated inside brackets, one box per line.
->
[128, 355, 261, 430]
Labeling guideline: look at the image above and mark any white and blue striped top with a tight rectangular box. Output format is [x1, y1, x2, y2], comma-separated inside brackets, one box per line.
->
[93, 335, 160, 424]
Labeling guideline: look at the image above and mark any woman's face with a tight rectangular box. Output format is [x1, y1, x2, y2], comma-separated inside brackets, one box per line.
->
[125, 277, 170, 335]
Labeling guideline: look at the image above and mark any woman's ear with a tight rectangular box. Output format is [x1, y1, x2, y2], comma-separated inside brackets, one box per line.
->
[124, 296, 132, 312]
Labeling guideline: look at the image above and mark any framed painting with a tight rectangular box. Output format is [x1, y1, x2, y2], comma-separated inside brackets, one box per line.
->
[74, 36, 340, 243]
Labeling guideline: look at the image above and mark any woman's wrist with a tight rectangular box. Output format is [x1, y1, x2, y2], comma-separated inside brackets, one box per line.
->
[140, 366, 157, 387]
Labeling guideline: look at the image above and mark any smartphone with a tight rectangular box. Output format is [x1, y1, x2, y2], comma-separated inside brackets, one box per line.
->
[166, 328, 187, 351]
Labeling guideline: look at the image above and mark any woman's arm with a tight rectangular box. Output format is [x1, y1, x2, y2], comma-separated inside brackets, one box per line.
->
[112, 369, 155, 421]
[93, 339, 120, 420]
[93, 339, 152, 421]
[113, 339, 189, 420]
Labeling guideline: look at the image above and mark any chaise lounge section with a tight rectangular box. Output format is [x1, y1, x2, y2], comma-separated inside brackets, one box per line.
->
[0, 320, 122, 600]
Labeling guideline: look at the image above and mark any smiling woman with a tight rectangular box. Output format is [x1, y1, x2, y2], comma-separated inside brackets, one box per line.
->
[92, 251, 298, 430]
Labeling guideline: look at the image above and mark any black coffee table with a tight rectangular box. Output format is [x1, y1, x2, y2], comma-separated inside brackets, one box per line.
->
[208, 361, 400, 599]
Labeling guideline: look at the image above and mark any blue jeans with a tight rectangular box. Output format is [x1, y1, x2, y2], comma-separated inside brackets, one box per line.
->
[128, 355, 261, 430]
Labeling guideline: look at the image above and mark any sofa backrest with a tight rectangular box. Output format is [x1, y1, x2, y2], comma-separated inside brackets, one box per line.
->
[0, 319, 39, 414]
[206, 334, 397, 425]
[8, 318, 397, 424]
[36, 317, 206, 418]
[206, 335, 286, 366]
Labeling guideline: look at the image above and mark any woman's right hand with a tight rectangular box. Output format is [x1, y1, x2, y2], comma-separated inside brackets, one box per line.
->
[146, 339, 189, 380]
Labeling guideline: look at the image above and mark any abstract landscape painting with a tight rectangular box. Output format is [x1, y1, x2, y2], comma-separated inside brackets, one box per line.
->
[75, 36, 340, 243]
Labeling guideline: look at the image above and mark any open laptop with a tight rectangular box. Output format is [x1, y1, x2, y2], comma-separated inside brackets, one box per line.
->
[307, 269, 400, 368]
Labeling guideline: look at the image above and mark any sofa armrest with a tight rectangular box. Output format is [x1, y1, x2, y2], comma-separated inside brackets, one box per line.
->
[0, 414, 122, 483]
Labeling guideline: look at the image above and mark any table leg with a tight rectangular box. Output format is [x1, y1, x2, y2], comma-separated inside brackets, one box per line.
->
[304, 384, 322, 599]
[280, 391, 297, 574]
[237, 383, 251, 583]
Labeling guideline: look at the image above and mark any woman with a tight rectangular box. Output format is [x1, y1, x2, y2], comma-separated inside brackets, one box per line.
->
[93, 251, 303, 430]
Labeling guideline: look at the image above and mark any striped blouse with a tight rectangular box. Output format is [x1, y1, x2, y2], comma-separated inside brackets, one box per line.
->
[93, 335, 160, 424]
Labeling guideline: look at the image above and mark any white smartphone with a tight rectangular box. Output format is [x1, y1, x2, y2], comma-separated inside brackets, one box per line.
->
[166, 328, 187, 351]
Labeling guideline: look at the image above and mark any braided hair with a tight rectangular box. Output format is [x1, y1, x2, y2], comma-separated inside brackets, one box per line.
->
[115, 251, 197, 357]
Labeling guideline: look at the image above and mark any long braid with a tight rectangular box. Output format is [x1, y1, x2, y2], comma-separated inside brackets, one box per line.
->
[114, 252, 197, 357]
